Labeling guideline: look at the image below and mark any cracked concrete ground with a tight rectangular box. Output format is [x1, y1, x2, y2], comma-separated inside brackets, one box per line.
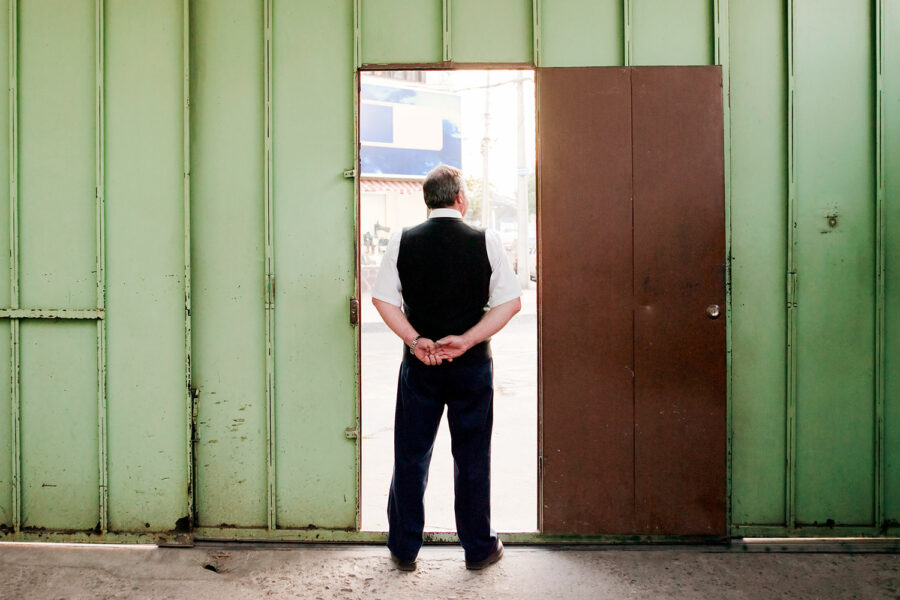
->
[1, 542, 899, 600]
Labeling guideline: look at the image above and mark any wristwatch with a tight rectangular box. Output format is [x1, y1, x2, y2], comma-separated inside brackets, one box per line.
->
[409, 335, 422, 354]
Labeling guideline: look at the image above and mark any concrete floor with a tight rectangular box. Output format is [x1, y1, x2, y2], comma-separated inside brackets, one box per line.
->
[2, 541, 899, 599]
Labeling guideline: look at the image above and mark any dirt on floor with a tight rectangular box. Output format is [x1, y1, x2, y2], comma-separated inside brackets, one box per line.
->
[1, 541, 899, 600]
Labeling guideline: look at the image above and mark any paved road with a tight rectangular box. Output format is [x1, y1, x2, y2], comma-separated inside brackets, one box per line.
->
[361, 286, 538, 533]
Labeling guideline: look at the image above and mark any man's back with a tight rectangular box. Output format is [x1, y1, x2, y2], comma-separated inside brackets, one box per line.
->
[397, 217, 492, 365]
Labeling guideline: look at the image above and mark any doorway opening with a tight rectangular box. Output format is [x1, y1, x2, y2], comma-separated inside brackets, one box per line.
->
[358, 69, 538, 533]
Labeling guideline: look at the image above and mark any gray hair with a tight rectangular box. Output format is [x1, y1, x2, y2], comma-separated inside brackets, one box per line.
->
[422, 164, 465, 209]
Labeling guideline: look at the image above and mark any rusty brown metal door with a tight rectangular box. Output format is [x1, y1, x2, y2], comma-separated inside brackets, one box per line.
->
[538, 66, 726, 537]
[538, 67, 636, 534]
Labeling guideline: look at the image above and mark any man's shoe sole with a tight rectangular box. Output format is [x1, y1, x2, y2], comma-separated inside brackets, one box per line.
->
[465, 540, 503, 570]
[391, 553, 416, 571]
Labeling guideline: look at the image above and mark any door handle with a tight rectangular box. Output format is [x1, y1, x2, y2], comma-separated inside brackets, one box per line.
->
[706, 304, 721, 319]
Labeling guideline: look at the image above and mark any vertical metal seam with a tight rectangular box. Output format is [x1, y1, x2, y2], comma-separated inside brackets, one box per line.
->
[713, 0, 720, 65]
[718, 0, 734, 536]
[352, 70, 361, 532]
[264, 0, 276, 531]
[352, 0, 362, 530]
[7, 0, 14, 313]
[95, 0, 109, 534]
[785, 0, 798, 530]
[353, 0, 361, 70]
[531, 0, 541, 68]
[442, 0, 451, 62]
[874, 0, 885, 529]
[534, 69, 544, 533]
[623, 0, 632, 67]
[183, 0, 194, 531]
[8, 0, 19, 534]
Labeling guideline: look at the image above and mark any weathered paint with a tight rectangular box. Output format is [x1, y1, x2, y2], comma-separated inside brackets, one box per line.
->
[729, 0, 787, 526]
[104, 0, 189, 535]
[0, 0, 896, 543]
[4, 0, 14, 535]
[182, 0, 194, 536]
[539, 67, 634, 534]
[94, 0, 107, 535]
[632, 66, 726, 535]
[264, 0, 276, 532]
[270, 0, 357, 529]
[1, 0, 191, 542]
[21, 321, 98, 529]
[875, 0, 886, 531]
[716, 0, 733, 534]
[0, 309, 103, 319]
[885, 0, 900, 527]
[786, 0, 798, 529]
[19, 1, 95, 310]
[794, 0, 875, 526]
[191, 0, 268, 529]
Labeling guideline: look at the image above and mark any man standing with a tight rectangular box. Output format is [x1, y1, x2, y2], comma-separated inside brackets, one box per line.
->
[371, 164, 522, 571]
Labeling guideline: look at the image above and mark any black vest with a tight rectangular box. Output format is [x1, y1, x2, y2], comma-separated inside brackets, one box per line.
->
[397, 217, 492, 365]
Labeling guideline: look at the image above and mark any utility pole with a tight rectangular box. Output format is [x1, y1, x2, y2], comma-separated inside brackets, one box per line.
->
[515, 76, 530, 286]
[480, 71, 491, 229]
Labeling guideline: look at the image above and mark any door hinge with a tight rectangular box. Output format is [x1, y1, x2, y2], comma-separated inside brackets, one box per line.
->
[344, 426, 359, 440]
[190, 385, 200, 443]
[265, 274, 275, 308]
[349, 297, 360, 326]
[343, 168, 356, 179]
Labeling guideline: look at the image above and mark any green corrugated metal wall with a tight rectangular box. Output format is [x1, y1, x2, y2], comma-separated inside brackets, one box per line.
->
[0, 0, 897, 542]
[191, 0, 359, 535]
[1, 0, 190, 542]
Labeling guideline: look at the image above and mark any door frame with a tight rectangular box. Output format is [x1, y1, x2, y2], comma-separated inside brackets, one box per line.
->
[350, 62, 733, 544]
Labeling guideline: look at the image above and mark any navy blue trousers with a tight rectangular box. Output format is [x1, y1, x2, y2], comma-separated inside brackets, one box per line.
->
[387, 358, 497, 563]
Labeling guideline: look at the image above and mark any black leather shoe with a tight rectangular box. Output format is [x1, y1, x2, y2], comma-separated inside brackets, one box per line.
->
[390, 552, 416, 571]
[465, 539, 503, 570]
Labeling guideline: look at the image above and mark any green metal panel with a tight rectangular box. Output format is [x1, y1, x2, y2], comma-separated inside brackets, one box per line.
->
[0, 0, 6, 312]
[728, 0, 787, 526]
[0, 0, 892, 542]
[884, 0, 900, 526]
[0, 0, 9, 530]
[272, 0, 357, 528]
[451, 0, 532, 63]
[539, 0, 621, 67]
[20, 321, 97, 529]
[191, 0, 268, 528]
[0, 319, 8, 528]
[104, 0, 189, 532]
[361, 0, 442, 65]
[793, 0, 875, 525]
[631, 0, 712, 66]
[18, 0, 95, 309]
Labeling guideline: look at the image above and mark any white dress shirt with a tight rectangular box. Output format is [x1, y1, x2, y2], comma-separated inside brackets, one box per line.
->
[372, 208, 523, 309]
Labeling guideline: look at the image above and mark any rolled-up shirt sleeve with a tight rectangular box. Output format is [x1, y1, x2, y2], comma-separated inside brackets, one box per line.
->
[371, 231, 403, 307]
[485, 229, 522, 308]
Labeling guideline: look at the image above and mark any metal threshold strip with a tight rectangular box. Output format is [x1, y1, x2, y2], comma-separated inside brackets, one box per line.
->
[190, 530, 899, 553]
[191, 528, 725, 545]
[3, 529, 897, 552]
